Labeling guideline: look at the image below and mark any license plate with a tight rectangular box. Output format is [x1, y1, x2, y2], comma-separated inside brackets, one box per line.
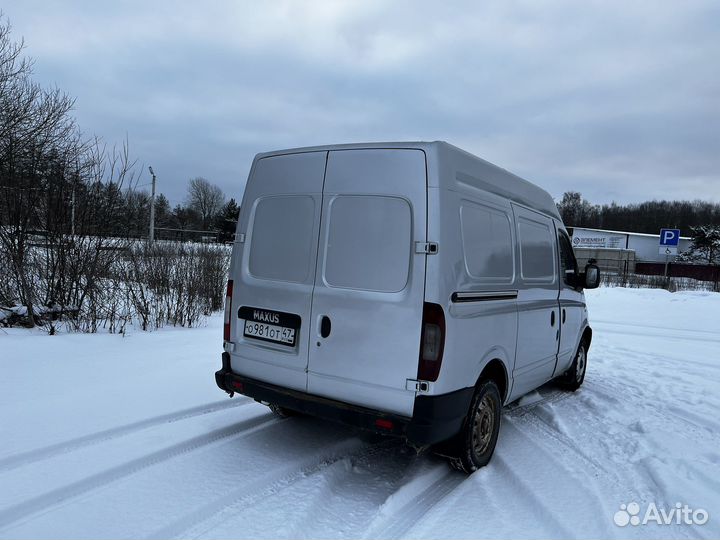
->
[243, 320, 295, 345]
[238, 306, 301, 347]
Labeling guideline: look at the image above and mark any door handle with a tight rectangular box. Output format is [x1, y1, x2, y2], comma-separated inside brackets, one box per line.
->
[320, 316, 331, 338]
[562, 308, 566, 324]
[550, 311, 556, 327]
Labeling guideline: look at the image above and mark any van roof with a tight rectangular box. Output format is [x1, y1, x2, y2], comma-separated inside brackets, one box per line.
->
[255, 141, 561, 221]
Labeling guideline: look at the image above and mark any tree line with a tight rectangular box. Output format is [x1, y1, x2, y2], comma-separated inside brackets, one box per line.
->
[556, 192, 720, 235]
[126, 177, 240, 243]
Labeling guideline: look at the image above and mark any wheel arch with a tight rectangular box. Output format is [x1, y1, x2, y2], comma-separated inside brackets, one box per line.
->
[476, 358, 509, 405]
[582, 325, 593, 351]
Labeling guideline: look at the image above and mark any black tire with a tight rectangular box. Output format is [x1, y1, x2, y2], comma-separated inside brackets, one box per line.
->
[268, 403, 297, 418]
[448, 379, 502, 474]
[557, 341, 587, 391]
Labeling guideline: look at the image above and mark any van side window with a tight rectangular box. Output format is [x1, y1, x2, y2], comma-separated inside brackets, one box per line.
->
[323, 195, 411, 292]
[460, 203, 514, 282]
[558, 232, 578, 287]
[518, 217, 556, 282]
[249, 195, 316, 283]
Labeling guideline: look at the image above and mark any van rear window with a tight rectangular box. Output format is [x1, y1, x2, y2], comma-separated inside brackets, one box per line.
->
[323, 195, 411, 292]
[249, 195, 316, 283]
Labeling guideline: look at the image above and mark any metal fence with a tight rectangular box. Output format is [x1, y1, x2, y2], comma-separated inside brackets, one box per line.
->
[580, 259, 719, 292]
[574, 248, 636, 278]
[573, 249, 719, 292]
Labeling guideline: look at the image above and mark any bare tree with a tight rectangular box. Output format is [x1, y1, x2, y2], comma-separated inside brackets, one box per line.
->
[0, 16, 141, 330]
[0, 16, 77, 326]
[186, 177, 224, 229]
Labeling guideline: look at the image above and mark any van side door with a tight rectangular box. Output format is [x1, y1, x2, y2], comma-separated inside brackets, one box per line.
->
[555, 228, 585, 376]
[510, 204, 561, 398]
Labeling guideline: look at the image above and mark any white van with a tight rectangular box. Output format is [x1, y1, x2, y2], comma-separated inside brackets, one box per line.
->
[215, 142, 600, 473]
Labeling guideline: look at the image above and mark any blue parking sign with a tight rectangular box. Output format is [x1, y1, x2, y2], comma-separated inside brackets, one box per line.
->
[659, 228, 680, 246]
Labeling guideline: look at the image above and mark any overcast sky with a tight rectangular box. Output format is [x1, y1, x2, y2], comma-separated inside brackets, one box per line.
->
[6, 0, 720, 206]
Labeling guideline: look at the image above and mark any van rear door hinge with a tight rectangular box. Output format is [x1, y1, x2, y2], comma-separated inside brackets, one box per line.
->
[415, 242, 438, 255]
[406, 379, 432, 393]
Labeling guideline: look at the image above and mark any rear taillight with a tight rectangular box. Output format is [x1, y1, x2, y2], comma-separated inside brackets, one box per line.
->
[223, 280, 233, 342]
[375, 418, 394, 430]
[417, 302, 445, 382]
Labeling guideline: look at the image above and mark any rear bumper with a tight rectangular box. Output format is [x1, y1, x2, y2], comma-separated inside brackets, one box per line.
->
[215, 352, 472, 446]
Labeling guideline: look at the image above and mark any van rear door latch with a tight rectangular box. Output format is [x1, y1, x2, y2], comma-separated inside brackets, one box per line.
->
[406, 379, 432, 393]
[415, 242, 439, 254]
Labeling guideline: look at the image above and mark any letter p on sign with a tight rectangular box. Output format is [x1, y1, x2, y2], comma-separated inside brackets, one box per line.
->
[659, 228, 680, 246]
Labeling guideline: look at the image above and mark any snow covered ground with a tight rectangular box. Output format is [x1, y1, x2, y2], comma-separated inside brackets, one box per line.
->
[1, 287, 718, 539]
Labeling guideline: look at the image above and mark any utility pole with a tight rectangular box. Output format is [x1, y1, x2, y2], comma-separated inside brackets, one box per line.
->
[70, 186, 76, 237]
[148, 166, 157, 242]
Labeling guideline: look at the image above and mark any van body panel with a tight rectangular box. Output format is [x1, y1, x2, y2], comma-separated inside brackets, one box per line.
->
[431, 142, 561, 220]
[423, 185, 518, 399]
[306, 149, 427, 416]
[228, 151, 327, 391]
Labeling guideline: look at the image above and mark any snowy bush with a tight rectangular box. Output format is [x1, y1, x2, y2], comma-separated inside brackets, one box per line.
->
[0, 239, 230, 333]
[121, 241, 230, 331]
[601, 272, 719, 292]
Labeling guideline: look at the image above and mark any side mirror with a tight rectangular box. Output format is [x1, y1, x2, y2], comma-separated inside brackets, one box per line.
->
[582, 263, 600, 289]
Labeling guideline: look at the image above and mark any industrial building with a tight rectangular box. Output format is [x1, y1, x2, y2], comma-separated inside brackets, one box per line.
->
[569, 227, 691, 263]
[567, 227, 693, 279]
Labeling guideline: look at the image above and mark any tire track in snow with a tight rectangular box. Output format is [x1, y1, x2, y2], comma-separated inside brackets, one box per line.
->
[665, 405, 720, 435]
[592, 319, 720, 337]
[505, 388, 612, 474]
[491, 451, 578, 538]
[592, 323, 720, 345]
[509, 407, 611, 477]
[0, 412, 275, 531]
[522, 406, 613, 476]
[0, 397, 252, 473]
[507, 383, 627, 478]
[281, 442, 422, 539]
[500, 412, 623, 538]
[149, 438, 402, 540]
[591, 366, 720, 440]
[362, 466, 464, 540]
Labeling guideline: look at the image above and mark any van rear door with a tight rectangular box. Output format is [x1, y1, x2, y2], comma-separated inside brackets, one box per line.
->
[230, 151, 327, 392]
[306, 149, 427, 417]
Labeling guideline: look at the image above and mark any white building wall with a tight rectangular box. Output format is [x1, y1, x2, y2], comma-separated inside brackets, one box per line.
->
[628, 235, 692, 262]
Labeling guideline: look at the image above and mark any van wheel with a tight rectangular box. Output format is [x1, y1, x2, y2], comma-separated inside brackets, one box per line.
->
[448, 380, 502, 474]
[268, 404, 297, 418]
[558, 341, 587, 391]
